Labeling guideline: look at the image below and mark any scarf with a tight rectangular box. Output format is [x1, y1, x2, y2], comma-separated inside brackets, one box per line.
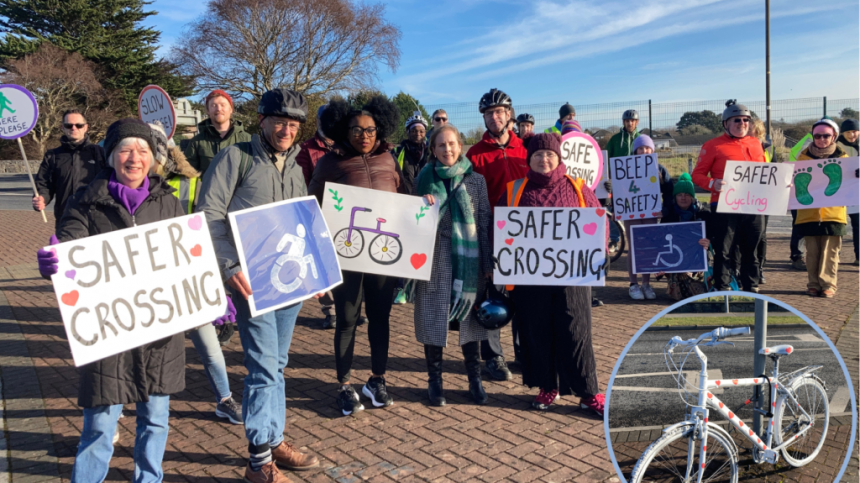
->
[108, 172, 150, 215]
[807, 142, 837, 159]
[673, 201, 698, 222]
[414, 155, 479, 323]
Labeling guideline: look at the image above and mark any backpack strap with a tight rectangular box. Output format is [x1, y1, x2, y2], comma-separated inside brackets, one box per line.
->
[503, 177, 530, 292]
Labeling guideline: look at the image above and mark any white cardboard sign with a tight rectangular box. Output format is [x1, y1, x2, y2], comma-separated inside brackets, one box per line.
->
[610, 154, 663, 220]
[138, 85, 177, 138]
[592, 152, 610, 199]
[788, 157, 860, 210]
[46, 214, 227, 367]
[560, 132, 604, 192]
[717, 161, 792, 216]
[321, 183, 440, 280]
[493, 206, 607, 286]
[0, 84, 38, 139]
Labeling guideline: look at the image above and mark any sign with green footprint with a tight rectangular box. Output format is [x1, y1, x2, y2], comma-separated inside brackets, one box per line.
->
[788, 156, 859, 210]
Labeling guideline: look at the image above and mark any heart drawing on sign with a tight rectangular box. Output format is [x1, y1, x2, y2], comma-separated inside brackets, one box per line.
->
[595, 209, 605, 217]
[410, 253, 427, 270]
[628, 215, 634, 219]
[61, 290, 79, 306]
[65, 270, 76, 280]
[639, 214, 645, 218]
[190, 245, 203, 257]
[505, 238, 514, 246]
[583, 223, 597, 236]
[616, 215, 622, 220]
[652, 212, 661, 217]
[188, 215, 203, 231]
[496, 220, 506, 230]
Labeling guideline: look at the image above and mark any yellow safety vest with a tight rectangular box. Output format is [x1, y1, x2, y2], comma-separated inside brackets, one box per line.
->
[167, 176, 199, 215]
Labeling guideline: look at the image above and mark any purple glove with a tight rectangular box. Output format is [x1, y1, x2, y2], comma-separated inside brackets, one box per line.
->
[212, 295, 236, 326]
[37, 234, 59, 279]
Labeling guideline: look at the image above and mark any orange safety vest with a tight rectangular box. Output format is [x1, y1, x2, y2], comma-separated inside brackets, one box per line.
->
[503, 174, 587, 290]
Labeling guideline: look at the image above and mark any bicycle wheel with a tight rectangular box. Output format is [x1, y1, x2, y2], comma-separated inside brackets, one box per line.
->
[774, 377, 829, 467]
[630, 425, 738, 483]
[333, 228, 364, 258]
[368, 234, 403, 265]
[609, 218, 625, 263]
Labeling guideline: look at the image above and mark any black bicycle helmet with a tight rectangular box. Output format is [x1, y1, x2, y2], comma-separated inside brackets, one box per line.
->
[721, 99, 751, 122]
[476, 294, 513, 330]
[622, 109, 639, 121]
[258, 88, 308, 122]
[516, 113, 535, 125]
[479, 88, 513, 113]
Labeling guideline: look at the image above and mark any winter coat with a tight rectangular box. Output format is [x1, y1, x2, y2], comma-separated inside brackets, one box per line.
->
[34, 135, 107, 228]
[662, 200, 712, 239]
[605, 128, 640, 159]
[196, 134, 306, 281]
[161, 146, 202, 214]
[691, 134, 766, 203]
[56, 169, 186, 408]
[392, 140, 430, 195]
[836, 134, 858, 157]
[465, 130, 529, 208]
[413, 171, 492, 347]
[793, 146, 849, 236]
[183, 119, 252, 174]
[296, 133, 333, 186]
[656, 164, 675, 216]
[308, 141, 407, 205]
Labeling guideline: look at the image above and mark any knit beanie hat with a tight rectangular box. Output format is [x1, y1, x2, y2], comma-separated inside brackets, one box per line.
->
[632, 134, 655, 153]
[206, 89, 234, 109]
[673, 172, 696, 197]
[559, 103, 575, 119]
[148, 121, 177, 174]
[104, 118, 157, 166]
[840, 118, 858, 133]
[812, 117, 839, 137]
[526, 132, 562, 166]
[561, 120, 582, 135]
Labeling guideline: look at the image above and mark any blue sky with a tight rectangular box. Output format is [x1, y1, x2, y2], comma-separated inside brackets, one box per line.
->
[148, 0, 858, 105]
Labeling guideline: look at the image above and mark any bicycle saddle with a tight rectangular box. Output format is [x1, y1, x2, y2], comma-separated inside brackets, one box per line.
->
[759, 344, 793, 356]
[377, 218, 387, 223]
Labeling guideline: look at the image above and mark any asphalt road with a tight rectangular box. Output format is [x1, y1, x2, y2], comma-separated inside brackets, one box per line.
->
[607, 325, 849, 429]
[0, 173, 54, 211]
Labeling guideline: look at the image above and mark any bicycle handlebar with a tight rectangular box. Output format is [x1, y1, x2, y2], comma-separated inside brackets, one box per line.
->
[667, 326, 751, 352]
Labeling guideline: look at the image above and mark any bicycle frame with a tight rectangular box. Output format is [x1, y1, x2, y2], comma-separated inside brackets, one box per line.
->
[347, 207, 400, 241]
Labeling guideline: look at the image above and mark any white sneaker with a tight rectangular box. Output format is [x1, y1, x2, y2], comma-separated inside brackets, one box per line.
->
[112, 431, 120, 445]
[642, 284, 656, 300]
[629, 284, 644, 300]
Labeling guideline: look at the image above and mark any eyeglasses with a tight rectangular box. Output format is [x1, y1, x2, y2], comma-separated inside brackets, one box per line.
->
[64, 123, 86, 129]
[269, 119, 300, 131]
[813, 134, 833, 140]
[732, 118, 751, 124]
[434, 117, 447, 122]
[350, 126, 377, 137]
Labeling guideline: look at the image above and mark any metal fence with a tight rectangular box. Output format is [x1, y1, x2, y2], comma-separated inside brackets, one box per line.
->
[425, 96, 859, 138]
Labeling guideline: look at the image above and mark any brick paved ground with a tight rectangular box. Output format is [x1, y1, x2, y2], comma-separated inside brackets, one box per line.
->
[0, 209, 856, 483]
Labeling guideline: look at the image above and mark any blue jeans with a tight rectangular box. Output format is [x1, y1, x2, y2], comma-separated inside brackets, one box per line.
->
[71, 395, 170, 483]
[234, 297, 301, 454]
[188, 324, 232, 401]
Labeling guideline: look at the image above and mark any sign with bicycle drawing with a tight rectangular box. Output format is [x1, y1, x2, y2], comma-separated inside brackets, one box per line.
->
[229, 197, 343, 317]
[321, 183, 440, 280]
[788, 156, 859, 210]
[629, 222, 707, 274]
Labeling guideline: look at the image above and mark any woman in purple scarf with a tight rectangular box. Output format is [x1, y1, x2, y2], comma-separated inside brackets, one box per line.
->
[496, 132, 606, 415]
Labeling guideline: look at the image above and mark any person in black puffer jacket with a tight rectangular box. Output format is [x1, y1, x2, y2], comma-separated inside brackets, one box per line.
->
[392, 111, 430, 194]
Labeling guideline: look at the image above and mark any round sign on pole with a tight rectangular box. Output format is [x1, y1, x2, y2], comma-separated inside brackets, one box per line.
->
[560, 131, 604, 192]
[138, 85, 176, 138]
[0, 84, 39, 140]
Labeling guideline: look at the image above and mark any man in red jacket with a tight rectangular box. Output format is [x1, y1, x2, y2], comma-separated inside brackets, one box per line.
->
[692, 100, 766, 292]
[466, 88, 528, 382]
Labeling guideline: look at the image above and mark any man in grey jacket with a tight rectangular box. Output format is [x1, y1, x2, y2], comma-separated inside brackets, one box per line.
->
[196, 88, 320, 483]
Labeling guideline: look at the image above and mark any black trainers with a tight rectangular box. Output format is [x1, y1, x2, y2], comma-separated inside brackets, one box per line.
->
[591, 297, 603, 307]
[362, 376, 394, 407]
[485, 356, 513, 381]
[321, 314, 334, 330]
[337, 385, 364, 416]
[215, 397, 244, 425]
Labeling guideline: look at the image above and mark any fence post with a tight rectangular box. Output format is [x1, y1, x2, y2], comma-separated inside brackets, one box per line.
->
[752, 298, 768, 436]
[688, 157, 693, 173]
[823, 96, 827, 118]
[648, 100, 652, 135]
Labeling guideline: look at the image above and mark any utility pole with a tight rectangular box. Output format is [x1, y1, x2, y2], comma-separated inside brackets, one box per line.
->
[765, 0, 772, 147]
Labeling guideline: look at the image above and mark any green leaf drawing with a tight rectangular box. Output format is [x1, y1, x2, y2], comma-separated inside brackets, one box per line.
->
[328, 188, 344, 211]
[415, 206, 428, 225]
[335, 206, 343, 212]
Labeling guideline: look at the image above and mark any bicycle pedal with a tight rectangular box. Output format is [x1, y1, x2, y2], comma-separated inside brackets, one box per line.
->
[762, 449, 779, 464]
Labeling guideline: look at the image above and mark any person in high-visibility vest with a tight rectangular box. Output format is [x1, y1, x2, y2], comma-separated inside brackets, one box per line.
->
[544, 102, 576, 134]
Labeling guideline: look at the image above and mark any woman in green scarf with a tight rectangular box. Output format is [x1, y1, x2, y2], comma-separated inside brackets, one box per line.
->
[412, 124, 493, 407]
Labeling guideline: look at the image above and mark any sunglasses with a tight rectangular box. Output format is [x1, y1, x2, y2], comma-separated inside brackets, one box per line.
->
[64, 123, 86, 129]
[813, 134, 833, 140]
[732, 118, 751, 124]
[434, 117, 447, 122]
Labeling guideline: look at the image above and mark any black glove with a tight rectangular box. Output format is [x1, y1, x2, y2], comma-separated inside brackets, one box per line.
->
[604, 179, 612, 192]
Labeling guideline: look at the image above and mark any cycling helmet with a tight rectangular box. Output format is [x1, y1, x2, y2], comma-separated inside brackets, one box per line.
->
[258, 88, 308, 122]
[476, 292, 514, 330]
[812, 117, 840, 137]
[721, 99, 751, 122]
[516, 113, 535, 125]
[622, 109, 639, 121]
[404, 110, 428, 130]
[479, 88, 513, 113]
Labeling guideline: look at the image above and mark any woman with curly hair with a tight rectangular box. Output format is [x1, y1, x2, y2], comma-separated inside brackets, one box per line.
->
[309, 96, 407, 415]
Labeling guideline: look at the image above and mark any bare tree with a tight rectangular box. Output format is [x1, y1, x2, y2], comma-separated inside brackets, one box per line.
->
[170, 0, 401, 100]
[1, 44, 127, 156]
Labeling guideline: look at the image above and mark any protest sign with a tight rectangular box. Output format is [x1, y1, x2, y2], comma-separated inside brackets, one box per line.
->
[138, 85, 177, 138]
[591, 152, 610, 199]
[47, 214, 227, 367]
[717, 161, 792, 216]
[493, 207, 607, 286]
[0, 84, 38, 140]
[610, 153, 663, 220]
[229, 197, 343, 317]
[560, 132, 604, 192]
[848, 205, 859, 215]
[321, 183, 440, 280]
[788, 157, 860, 210]
[630, 222, 707, 274]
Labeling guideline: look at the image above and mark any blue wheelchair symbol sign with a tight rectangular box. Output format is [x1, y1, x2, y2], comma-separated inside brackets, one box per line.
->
[630, 222, 707, 275]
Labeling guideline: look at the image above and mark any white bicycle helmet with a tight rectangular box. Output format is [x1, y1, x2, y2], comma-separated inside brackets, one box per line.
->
[404, 111, 428, 131]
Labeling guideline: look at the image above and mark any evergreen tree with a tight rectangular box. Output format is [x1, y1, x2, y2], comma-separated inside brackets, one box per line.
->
[0, 0, 193, 111]
[390, 92, 430, 144]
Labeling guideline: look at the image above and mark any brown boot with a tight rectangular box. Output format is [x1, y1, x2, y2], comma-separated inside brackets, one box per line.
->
[243, 461, 292, 483]
[271, 441, 320, 470]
